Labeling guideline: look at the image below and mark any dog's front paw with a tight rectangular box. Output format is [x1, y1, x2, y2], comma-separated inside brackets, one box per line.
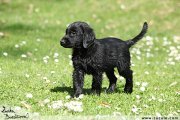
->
[124, 87, 133, 94]
[106, 84, 116, 93]
[106, 88, 114, 93]
[73, 92, 82, 98]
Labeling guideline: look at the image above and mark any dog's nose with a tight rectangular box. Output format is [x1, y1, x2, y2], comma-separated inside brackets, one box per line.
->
[60, 39, 66, 45]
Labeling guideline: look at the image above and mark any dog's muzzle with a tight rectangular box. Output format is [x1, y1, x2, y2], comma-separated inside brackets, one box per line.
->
[60, 39, 66, 46]
[60, 38, 73, 48]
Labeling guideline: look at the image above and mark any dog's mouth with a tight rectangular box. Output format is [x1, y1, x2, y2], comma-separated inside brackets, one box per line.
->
[61, 45, 73, 48]
[60, 42, 73, 48]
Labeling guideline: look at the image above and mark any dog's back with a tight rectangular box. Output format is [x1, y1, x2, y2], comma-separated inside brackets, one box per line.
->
[95, 38, 130, 71]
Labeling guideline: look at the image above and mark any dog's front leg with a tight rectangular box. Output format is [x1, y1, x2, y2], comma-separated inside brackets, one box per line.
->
[91, 72, 103, 96]
[73, 68, 84, 98]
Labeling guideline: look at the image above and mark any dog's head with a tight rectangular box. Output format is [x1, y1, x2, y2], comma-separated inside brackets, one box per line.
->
[60, 21, 95, 48]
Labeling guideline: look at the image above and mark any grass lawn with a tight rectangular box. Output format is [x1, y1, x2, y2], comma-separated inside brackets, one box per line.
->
[0, 0, 179, 118]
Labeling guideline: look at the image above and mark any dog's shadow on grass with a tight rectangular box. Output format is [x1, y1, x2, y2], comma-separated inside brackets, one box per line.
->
[50, 86, 79, 95]
[50, 86, 123, 96]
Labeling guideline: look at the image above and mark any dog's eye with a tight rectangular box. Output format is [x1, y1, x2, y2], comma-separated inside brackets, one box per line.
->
[70, 31, 76, 36]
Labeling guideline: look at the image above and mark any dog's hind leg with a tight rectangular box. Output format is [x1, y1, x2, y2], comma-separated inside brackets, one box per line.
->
[106, 69, 117, 93]
[117, 67, 133, 93]
[117, 56, 133, 93]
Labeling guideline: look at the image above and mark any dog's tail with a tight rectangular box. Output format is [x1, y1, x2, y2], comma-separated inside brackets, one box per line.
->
[126, 22, 148, 48]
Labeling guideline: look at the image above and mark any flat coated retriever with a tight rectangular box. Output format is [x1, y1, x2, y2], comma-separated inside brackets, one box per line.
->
[60, 21, 148, 97]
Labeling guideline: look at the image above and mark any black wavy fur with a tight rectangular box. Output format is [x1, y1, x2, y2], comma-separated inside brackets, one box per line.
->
[60, 21, 148, 97]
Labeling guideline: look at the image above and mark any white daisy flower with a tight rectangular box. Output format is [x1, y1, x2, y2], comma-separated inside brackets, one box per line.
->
[14, 106, 21, 111]
[21, 54, 27, 58]
[33, 112, 40, 116]
[136, 56, 141, 60]
[50, 71, 55, 74]
[142, 82, 148, 87]
[173, 36, 180, 43]
[0, 32, 4, 37]
[146, 40, 153, 46]
[3, 52, 8, 56]
[43, 56, 49, 60]
[45, 79, 50, 83]
[43, 59, 48, 64]
[69, 61, 73, 66]
[146, 36, 153, 41]
[42, 77, 48, 80]
[151, 95, 156, 100]
[21, 41, 27, 45]
[65, 95, 71, 100]
[146, 53, 151, 58]
[158, 99, 163, 102]
[15, 44, 19, 48]
[144, 71, 149, 75]
[71, 101, 79, 104]
[53, 53, 59, 58]
[25, 74, 30, 78]
[64, 101, 83, 112]
[120, 4, 126, 10]
[135, 82, 141, 86]
[68, 55, 72, 59]
[136, 50, 141, 55]
[169, 61, 175, 65]
[136, 95, 141, 99]
[155, 112, 162, 117]
[34, 48, 38, 51]
[132, 63, 135, 66]
[51, 100, 63, 109]
[26, 93, 33, 98]
[112, 112, 122, 116]
[54, 59, 59, 63]
[43, 99, 50, 104]
[132, 107, 138, 113]
[73, 106, 83, 112]
[36, 38, 41, 42]
[140, 86, 145, 92]
[163, 37, 168, 41]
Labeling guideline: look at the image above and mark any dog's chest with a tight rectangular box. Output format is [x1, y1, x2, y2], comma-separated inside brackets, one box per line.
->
[73, 56, 100, 74]
[80, 57, 98, 73]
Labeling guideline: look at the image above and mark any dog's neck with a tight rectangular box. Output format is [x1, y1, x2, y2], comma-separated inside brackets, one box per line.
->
[72, 43, 97, 58]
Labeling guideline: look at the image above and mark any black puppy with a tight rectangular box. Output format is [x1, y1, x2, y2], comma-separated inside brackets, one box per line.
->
[60, 21, 148, 97]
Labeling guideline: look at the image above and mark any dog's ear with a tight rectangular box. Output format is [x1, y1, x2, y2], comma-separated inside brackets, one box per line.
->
[80, 25, 95, 48]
